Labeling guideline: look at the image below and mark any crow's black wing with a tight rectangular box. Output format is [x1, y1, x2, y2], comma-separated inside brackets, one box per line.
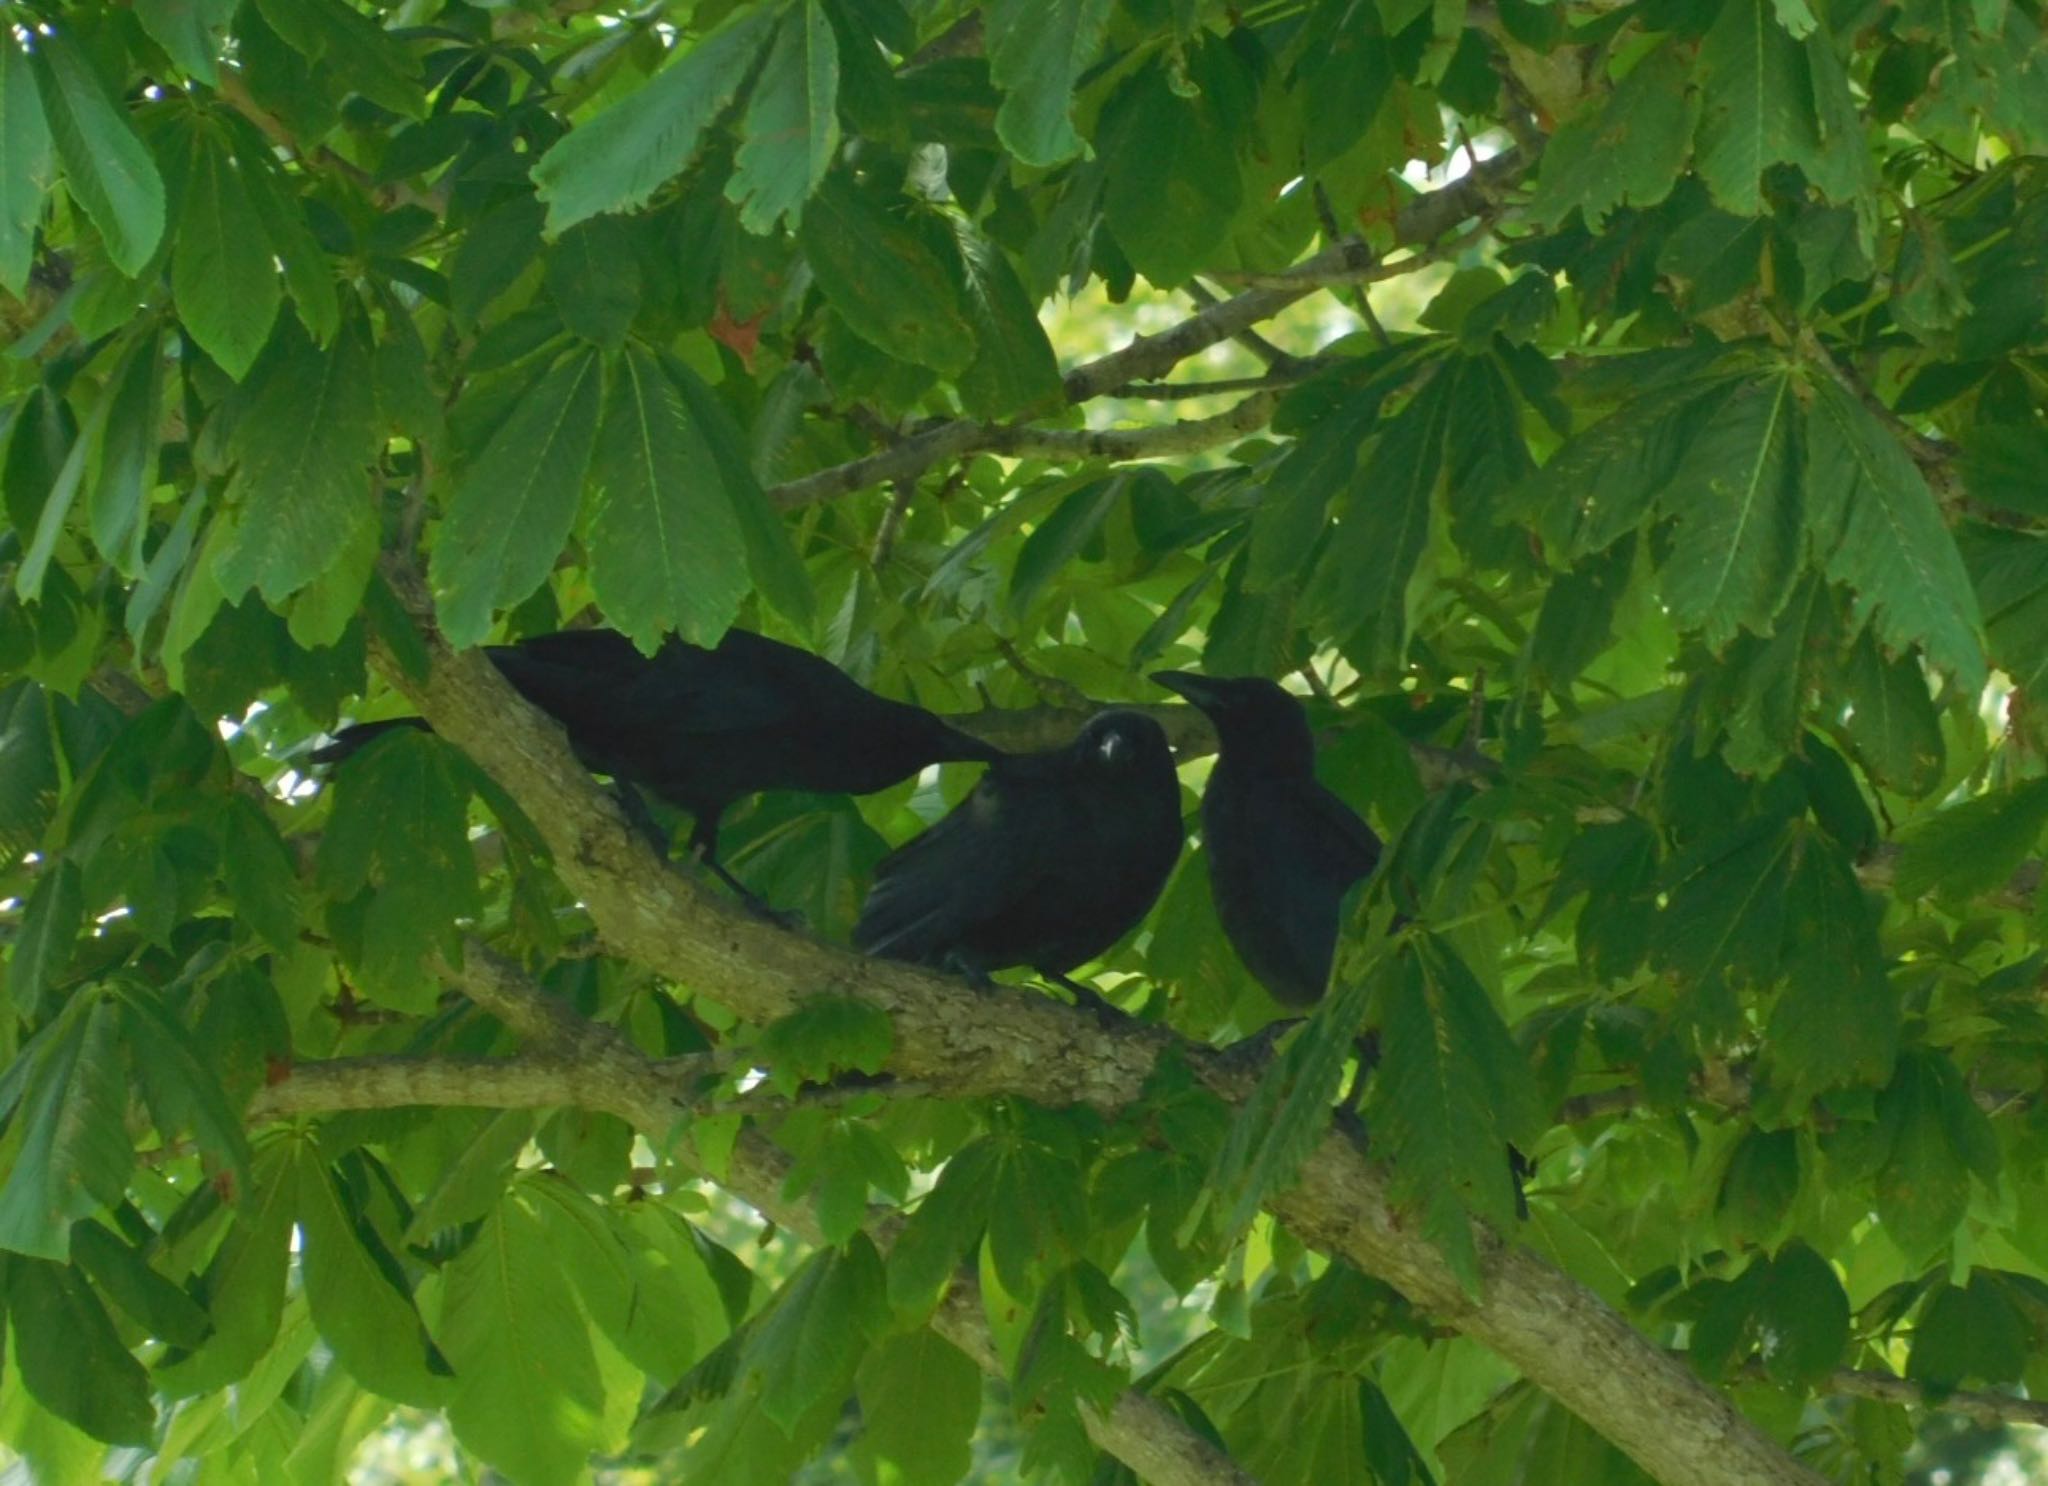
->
[852, 762, 1071, 964]
[1292, 777, 1382, 883]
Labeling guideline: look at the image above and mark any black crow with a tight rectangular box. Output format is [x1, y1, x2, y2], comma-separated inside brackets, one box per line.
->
[1150, 672, 1381, 1008]
[313, 627, 1001, 901]
[852, 710, 1184, 1002]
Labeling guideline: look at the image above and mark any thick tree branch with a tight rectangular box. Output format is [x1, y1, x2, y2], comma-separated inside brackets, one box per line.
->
[365, 557, 1820, 1486]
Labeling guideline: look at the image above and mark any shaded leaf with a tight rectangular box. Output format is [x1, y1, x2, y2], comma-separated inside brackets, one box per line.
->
[431, 347, 603, 648]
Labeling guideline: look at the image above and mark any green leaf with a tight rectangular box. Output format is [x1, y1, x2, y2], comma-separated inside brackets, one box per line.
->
[6, 1259, 154, 1445]
[136, 0, 234, 85]
[1009, 477, 1123, 619]
[116, 984, 254, 1197]
[1805, 378, 1985, 688]
[0, 681, 61, 862]
[616, 1203, 732, 1384]
[315, 730, 478, 1004]
[532, 10, 779, 235]
[226, 115, 340, 345]
[1753, 1242, 1848, 1389]
[447, 191, 544, 329]
[1717, 1128, 1798, 1250]
[727, 2, 840, 233]
[1530, 42, 1698, 230]
[439, 1185, 609, 1486]
[9, 858, 83, 1023]
[13, 383, 98, 605]
[587, 343, 751, 650]
[213, 314, 379, 604]
[851, 1329, 982, 1486]
[1767, 838, 1896, 1101]
[1875, 1051, 1973, 1263]
[1692, 0, 1822, 216]
[173, 119, 282, 381]
[0, 42, 54, 296]
[950, 222, 1062, 419]
[1654, 373, 1802, 649]
[1367, 939, 1542, 1290]
[1833, 629, 1945, 798]
[1097, 59, 1241, 287]
[1896, 777, 2048, 903]
[742, 1235, 887, 1433]
[156, 1141, 298, 1395]
[431, 346, 603, 648]
[250, 0, 425, 118]
[70, 1219, 209, 1348]
[985, 0, 1115, 166]
[545, 216, 642, 352]
[31, 31, 166, 276]
[755, 996, 894, 1095]
[1653, 814, 1798, 1040]
[220, 799, 299, 958]
[1908, 1275, 2028, 1389]
[86, 327, 162, 575]
[1304, 369, 1451, 672]
[661, 350, 814, 629]
[801, 174, 975, 375]
[1211, 972, 1372, 1235]
[1960, 422, 2048, 519]
[0, 995, 130, 1260]
[295, 1141, 445, 1406]
[1245, 390, 1380, 591]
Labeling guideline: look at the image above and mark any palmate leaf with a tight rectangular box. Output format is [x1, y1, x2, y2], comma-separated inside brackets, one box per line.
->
[173, 118, 282, 381]
[1303, 367, 1453, 673]
[1766, 836, 1897, 1103]
[950, 221, 1063, 419]
[739, 1234, 888, 1433]
[0, 41, 53, 296]
[293, 1140, 446, 1407]
[1366, 938, 1542, 1292]
[1895, 776, 2048, 902]
[30, 30, 164, 276]
[314, 729, 479, 1005]
[1805, 377, 1986, 688]
[156, 1140, 296, 1397]
[984, 0, 1115, 167]
[1530, 41, 1698, 231]
[431, 345, 603, 648]
[1097, 56, 1243, 288]
[851, 1329, 982, 1486]
[801, 173, 976, 376]
[212, 314, 379, 605]
[532, 9, 779, 234]
[439, 1184, 611, 1486]
[1692, 0, 1824, 216]
[727, 0, 840, 233]
[6, 1258, 154, 1445]
[1652, 371, 1803, 650]
[587, 343, 750, 650]
[0, 994, 130, 1261]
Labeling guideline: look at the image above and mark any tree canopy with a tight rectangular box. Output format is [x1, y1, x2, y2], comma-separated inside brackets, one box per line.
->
[2, 0, 2047, 1483]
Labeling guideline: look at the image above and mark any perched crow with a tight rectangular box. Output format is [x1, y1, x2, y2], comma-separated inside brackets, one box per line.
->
[312, 627, 1001, 900]
[1150, 672, 1381, 1008]
[853, 710, 1184, 1000]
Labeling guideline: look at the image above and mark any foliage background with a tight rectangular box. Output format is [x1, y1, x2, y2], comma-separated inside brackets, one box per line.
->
[2, 0, 2048, 1483]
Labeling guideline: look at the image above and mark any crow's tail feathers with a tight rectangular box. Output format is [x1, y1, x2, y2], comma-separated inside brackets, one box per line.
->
[307, 716, 432, 765]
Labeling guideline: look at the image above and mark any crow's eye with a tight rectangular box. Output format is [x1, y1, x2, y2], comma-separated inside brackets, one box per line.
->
[1097, 731, 1125, 764]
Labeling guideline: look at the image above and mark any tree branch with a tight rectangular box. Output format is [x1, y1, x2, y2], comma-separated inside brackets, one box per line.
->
[762, 148, 1534, 511]
[251, 965, 1258, 1486]
[365, 555, 1823, 1486]
[1813, 1366, 2048, 1430]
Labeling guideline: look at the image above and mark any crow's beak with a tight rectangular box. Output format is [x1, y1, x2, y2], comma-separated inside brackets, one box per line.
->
[1150, 670, 1217, 708]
